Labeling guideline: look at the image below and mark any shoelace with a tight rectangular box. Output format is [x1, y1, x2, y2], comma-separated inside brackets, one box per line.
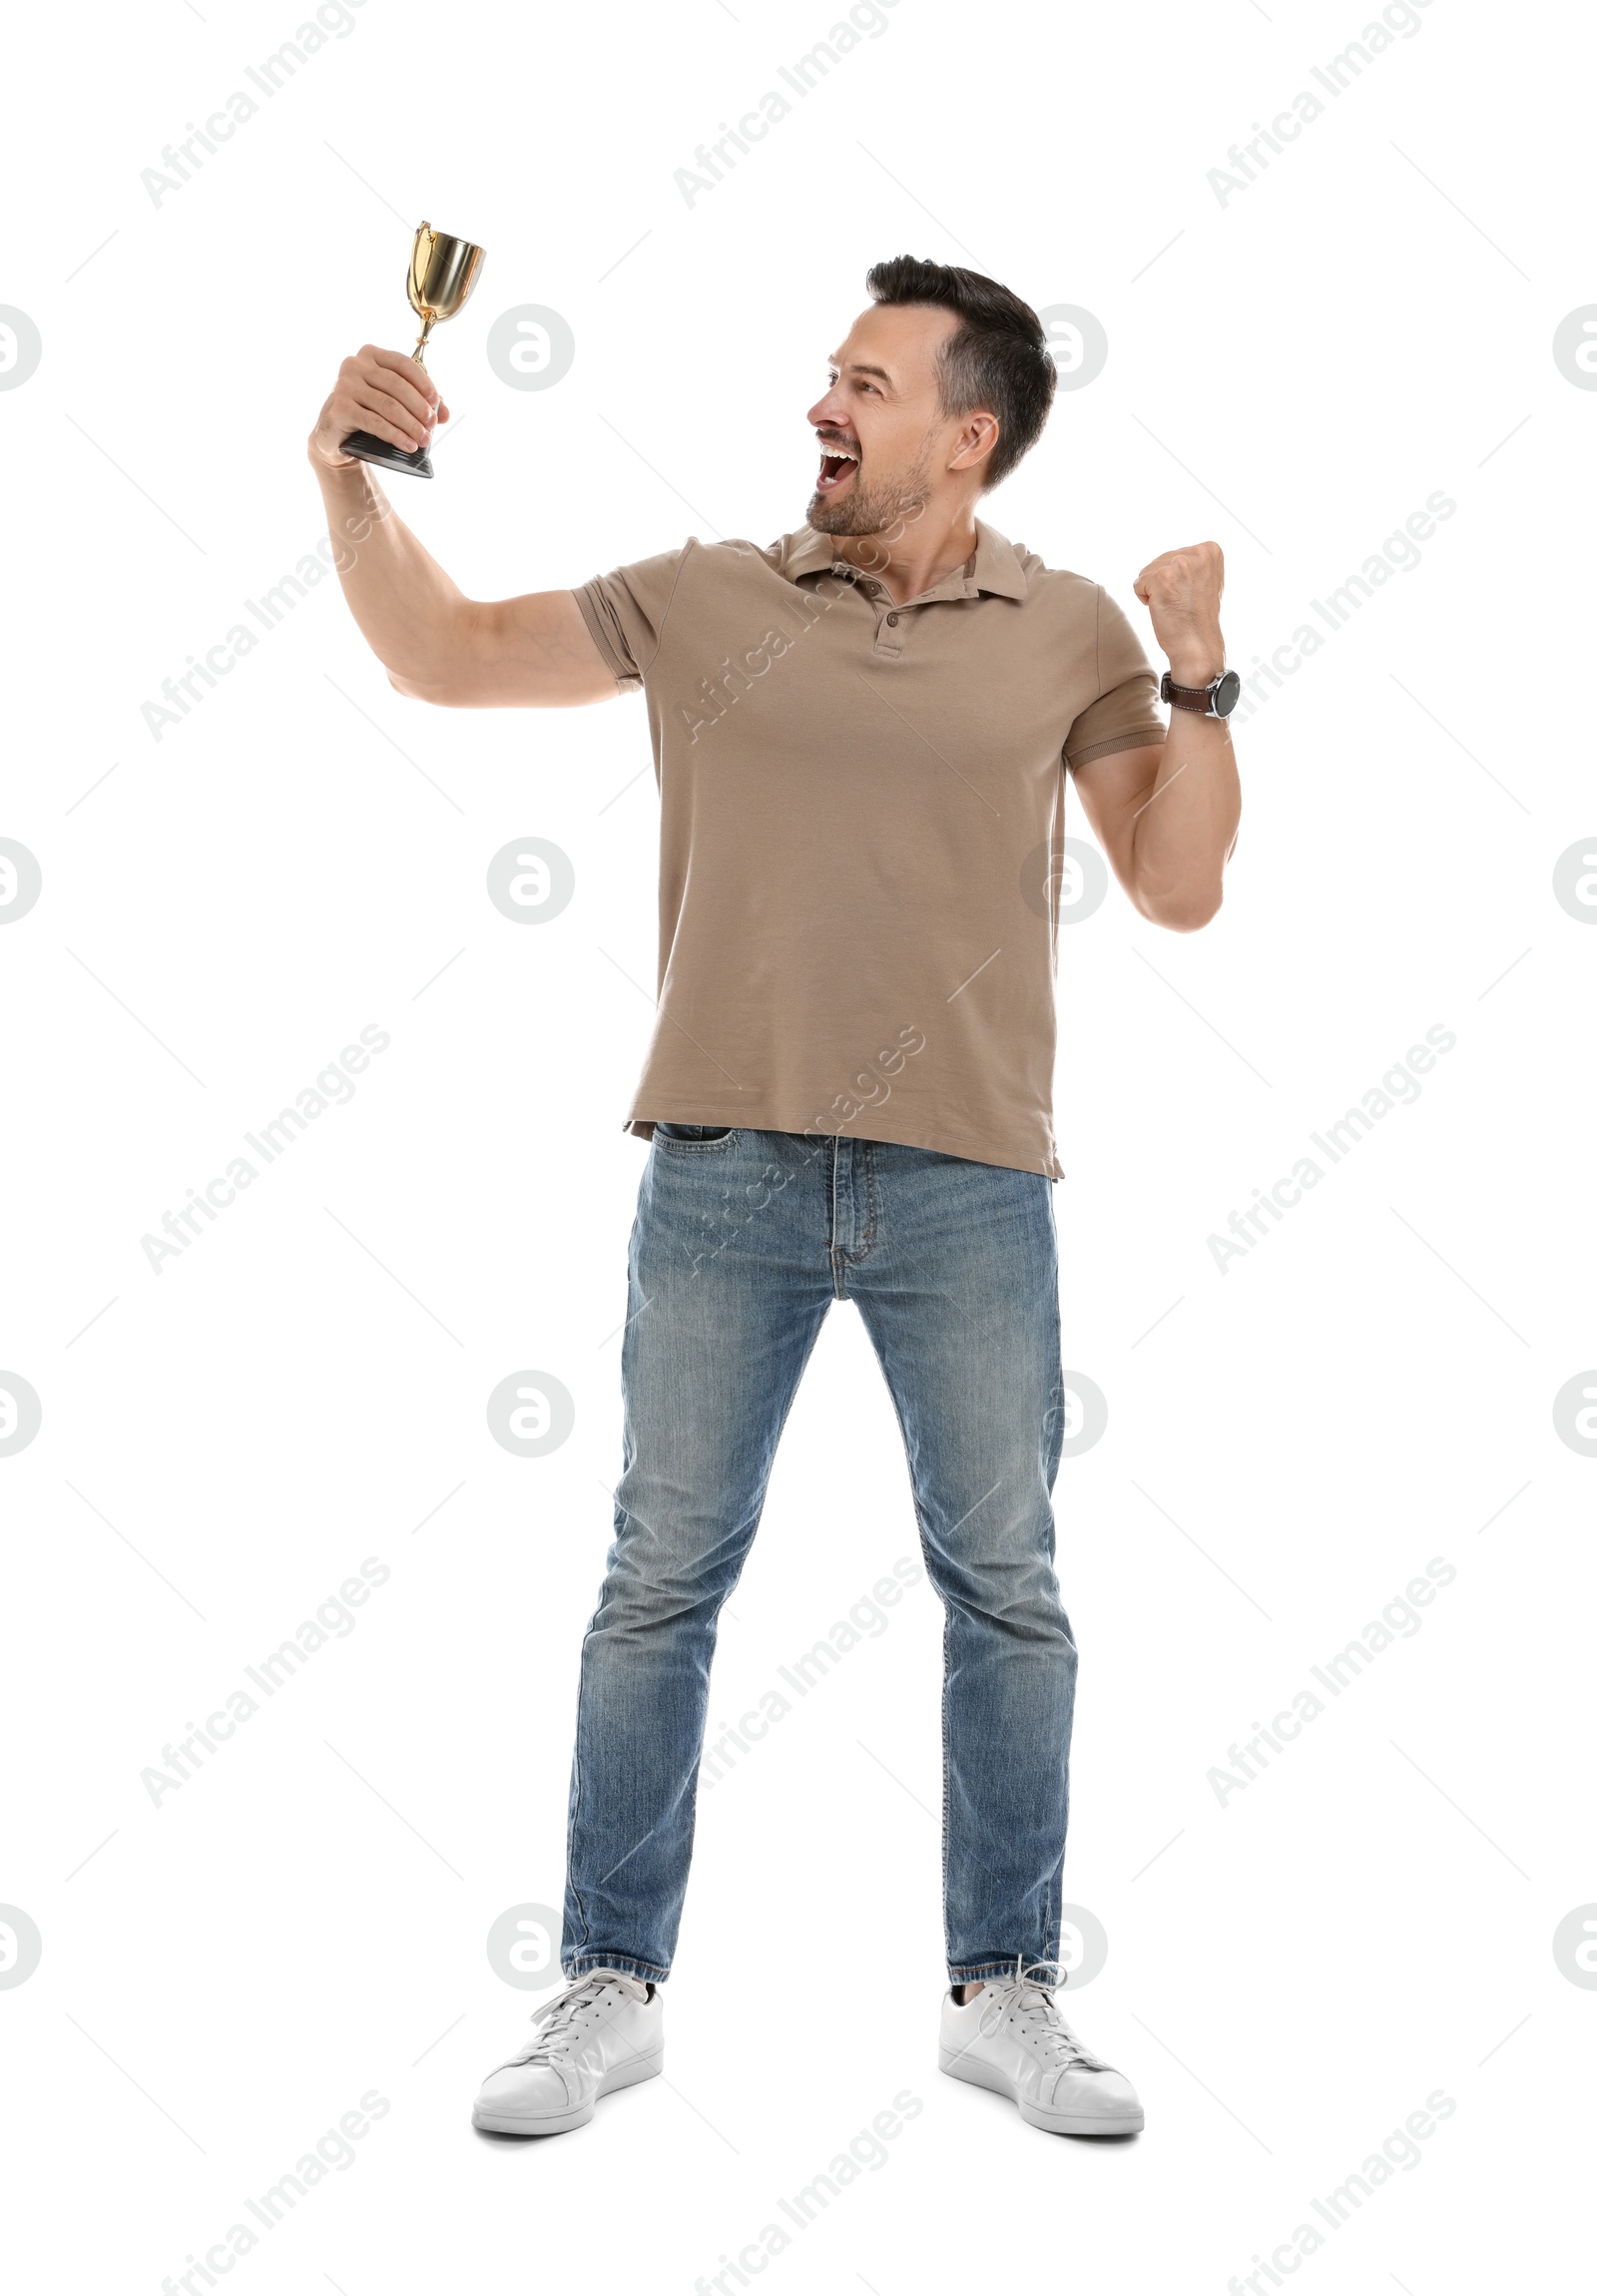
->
[511, 1969, 648, 2066]
[975, 1956, 1108, 2070]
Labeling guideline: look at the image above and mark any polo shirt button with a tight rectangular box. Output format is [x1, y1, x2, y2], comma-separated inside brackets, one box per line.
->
[885, 611, 899, 625]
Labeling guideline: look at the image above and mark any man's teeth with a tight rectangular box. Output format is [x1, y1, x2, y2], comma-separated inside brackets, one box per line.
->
[817, 444, 858, 489]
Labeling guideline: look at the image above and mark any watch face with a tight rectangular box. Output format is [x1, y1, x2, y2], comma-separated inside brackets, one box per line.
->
[1214, 669, 1243, 717]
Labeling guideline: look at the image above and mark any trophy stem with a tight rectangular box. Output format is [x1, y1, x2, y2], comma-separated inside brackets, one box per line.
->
[411, 314, 436, 367]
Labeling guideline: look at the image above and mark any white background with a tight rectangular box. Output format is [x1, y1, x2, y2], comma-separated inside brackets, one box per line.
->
[1, 0, 1592, 2288]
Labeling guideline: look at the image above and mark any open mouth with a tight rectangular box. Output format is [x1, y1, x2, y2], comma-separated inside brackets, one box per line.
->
[815, 440, 859, 493]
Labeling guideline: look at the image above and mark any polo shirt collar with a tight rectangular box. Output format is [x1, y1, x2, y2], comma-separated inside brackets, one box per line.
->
[779, 517, 1027, 601]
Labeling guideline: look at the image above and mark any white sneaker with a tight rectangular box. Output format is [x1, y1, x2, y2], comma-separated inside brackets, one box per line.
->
[472, 1968, 664, 2135]
[939, 1959, 1144, 2135]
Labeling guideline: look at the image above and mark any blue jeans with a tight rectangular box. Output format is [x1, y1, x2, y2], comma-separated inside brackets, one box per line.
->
[562, 1126, 1076, 1985]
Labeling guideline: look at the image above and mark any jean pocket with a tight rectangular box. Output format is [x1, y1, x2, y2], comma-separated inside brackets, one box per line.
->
[655, 1123, 737, 1149]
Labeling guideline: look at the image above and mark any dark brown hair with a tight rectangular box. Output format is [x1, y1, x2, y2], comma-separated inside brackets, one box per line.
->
[865, 254, 1057, 489]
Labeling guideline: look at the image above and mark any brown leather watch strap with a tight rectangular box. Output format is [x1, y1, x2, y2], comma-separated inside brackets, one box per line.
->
[1162, 672, 1222, 714]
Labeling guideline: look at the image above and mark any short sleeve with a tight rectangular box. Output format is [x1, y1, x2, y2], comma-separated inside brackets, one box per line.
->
[571, 543, 693, 694]
[1064, 584, 1167, 767]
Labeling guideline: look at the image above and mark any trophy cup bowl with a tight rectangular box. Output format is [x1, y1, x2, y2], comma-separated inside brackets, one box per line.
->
[339, 221, 486, 480]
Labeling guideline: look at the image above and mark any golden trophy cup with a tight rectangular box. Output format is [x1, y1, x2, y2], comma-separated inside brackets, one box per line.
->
[340, 220, 486, 479]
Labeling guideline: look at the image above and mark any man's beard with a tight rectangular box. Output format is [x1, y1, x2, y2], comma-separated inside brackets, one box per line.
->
[805, 446, 932, 541]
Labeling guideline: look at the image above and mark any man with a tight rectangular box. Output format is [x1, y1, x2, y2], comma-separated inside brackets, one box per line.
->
[308, 255, 1241, 2142]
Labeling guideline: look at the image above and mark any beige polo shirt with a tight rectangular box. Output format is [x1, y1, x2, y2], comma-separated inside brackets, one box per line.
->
[573, 519, 1166, 1179]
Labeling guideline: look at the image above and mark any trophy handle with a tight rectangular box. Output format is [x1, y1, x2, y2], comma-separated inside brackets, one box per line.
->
[406, 221, 437, 350]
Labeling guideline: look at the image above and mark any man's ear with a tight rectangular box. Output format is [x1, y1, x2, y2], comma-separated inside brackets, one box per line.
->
[948, 412, 1000, 475]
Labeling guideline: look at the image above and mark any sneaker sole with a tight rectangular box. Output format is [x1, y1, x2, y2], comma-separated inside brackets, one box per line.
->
[472, 2046, 664, 2136]
[938, 2044, 1145, 2136]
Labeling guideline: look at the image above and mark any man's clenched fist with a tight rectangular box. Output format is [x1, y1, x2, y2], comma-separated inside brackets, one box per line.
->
[1133, 540, 1227, 685]
[308, 344, 449, 468]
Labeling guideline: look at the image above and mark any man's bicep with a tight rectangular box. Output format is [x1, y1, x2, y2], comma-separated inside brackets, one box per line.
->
[1068, 743, 1163, 888]
[394, 589, 621, 708]
[449, 589, 619, 708]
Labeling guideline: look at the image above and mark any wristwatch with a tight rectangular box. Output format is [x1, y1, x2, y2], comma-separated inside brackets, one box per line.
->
[1160, 667, 1242, 719]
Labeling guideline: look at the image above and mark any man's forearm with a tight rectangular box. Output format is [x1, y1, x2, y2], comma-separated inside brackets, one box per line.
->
[1122, 539, 1244, 930]
[1130, 714, 1241, 931]
[309, 452, 470, 694]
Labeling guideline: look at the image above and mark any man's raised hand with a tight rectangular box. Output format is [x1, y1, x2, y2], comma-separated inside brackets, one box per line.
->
[308, 344, 449, 468]
[1133, 540, 1227, 685]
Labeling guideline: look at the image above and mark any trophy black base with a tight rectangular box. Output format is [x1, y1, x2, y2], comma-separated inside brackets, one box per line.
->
[339, 428, 434, 480]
